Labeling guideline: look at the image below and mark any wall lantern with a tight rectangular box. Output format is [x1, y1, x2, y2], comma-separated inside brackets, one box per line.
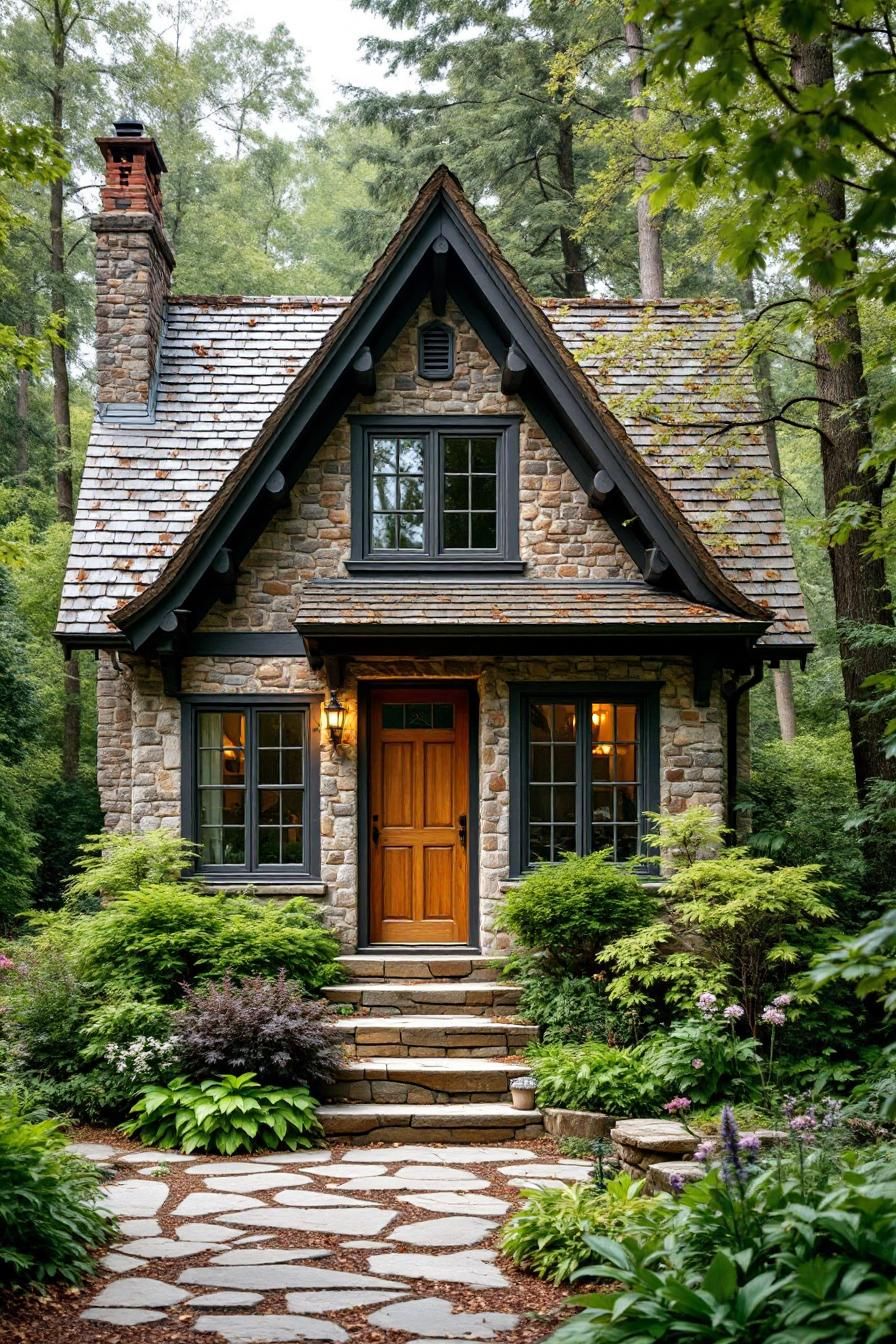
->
[323, 690, 346, 746]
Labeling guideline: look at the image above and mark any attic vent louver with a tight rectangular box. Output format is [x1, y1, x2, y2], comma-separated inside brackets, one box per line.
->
[418, 320, 455, 380]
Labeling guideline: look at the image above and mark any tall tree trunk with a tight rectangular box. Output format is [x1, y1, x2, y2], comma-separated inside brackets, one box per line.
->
[791, 35, 895, 794]
[743, 275, 797, 742]
[624, 20, 664, 300]
[556, 114, 588, 297]
[50, 0, 80, 781]
[15, 324, 30, 478]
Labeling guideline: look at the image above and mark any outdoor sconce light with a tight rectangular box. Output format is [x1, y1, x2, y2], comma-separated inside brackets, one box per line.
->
[324, 690, 346, 746]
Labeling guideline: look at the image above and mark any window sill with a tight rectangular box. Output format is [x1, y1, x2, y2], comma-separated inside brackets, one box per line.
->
[199, 878, 327, 899]
[345, 559, 526, 576]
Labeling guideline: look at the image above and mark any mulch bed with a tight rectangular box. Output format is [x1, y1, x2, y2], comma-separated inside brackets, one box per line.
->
[0, 1126, 583, 1344]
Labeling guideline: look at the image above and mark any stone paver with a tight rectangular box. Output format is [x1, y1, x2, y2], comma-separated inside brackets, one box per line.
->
[498, 1162, 590, 1181]
[188, 1162, 279, 1176]
[249, 1151, 332, 1164]
[120, 1218, 162, 1237]
[211, 1249, 332, 1265]
[173, 1192, 266, 1217]
[66, 1141, 120, 1160]
[193, 1316, 348, 1342]
[122, 1236, 220, 1259]
[284, 1290, 410, 1312]
[398, 1192, 510, 1216]
[348, 1145, 537, 1164]
[177, 1222, 246, 1242]
[99, 1178, 168, 1217]
[179, 1265, 408, 1292]
[82, 1308, 166, 1325]
[216, 1206, 397, 1235]
[117, 1150, 194, 1163]
[367, 1249, 510, 1288]
[205, 1172, 314, 1193]
[100, 1252, 148, 1272]
[388, 1215, 496, 1247]
[187, 1292, 264, 1307]
[90, 1277, 190, 1308]
[367, 1296, 520, 1337]
[274, 1190, 378, 1208]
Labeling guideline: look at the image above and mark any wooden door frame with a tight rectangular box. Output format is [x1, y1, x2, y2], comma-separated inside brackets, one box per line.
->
[356, 678, 480, 951]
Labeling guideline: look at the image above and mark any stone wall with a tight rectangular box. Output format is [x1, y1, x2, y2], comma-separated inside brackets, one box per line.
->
[91, 213, 174, 409]
[197, 297, 635, 634]
[97, 649, 725, 951]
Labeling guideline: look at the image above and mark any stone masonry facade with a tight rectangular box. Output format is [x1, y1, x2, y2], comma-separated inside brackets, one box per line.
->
[95, 295, 732, 951]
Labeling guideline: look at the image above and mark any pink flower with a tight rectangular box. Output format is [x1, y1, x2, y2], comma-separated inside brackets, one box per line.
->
[760, 1005, 786, 1027]
[772, 993, 792, 1008]
[697, 992, 718, 1017]
[0, 954, 14, 971]
[738, 1134, 761, 1153]
[693, 1139, 716, 1163]
[723, 1004, 744, 1021]
[691, 1058, 704, 1070]
[663, 1096, 692, 1114]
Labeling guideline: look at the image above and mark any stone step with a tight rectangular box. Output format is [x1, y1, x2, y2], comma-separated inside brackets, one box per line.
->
[322, 981, 521, 1017]
[334, 1014, 538, 1058]
[318, 1102, 543, 1145]
[326, 1057, 523, 1105]
[337, 954, 507, 983]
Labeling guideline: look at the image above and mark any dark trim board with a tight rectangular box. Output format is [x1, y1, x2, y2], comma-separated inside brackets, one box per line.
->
[356, 679, 481, 952]
[185, 632, 307, 657]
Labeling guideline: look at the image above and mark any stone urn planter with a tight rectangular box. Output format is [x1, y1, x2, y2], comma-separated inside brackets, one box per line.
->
[510, 1075, 538, 1111]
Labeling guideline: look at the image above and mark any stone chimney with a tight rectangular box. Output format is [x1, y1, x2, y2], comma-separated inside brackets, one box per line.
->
[92, 119, 175, 418]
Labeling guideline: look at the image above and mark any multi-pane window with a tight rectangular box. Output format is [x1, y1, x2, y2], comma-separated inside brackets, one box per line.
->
[193, 704, 313, 873]
[351, 420, 519, 565]
[443, 436, 498, 549]
[512, 687, 657, 873]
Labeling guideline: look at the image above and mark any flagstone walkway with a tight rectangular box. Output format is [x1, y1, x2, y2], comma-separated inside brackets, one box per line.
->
[22, 1141, 587, 1343]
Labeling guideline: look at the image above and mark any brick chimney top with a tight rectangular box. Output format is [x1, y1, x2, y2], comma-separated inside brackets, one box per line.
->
[96, 119, 168, 220]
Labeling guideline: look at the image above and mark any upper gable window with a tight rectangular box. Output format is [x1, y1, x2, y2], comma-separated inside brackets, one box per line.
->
[348, 416, 522, 573]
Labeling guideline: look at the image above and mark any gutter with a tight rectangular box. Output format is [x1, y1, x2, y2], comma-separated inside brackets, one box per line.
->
[722, 660, 765, 831]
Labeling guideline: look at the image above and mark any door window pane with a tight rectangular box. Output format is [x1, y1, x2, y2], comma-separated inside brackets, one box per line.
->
[256, 710, 305, 868]
[197, 711, 246, 865]
[526, 701, 578, 864]
[590, 702, 640, 861]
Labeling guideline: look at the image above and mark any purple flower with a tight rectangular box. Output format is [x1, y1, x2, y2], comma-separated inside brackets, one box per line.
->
[822, 1099, 843, 1130]
[760, 1006, 786, 1027]
[790, 1111, 817, 1134]
[719, 1106, 749, 1186]
[663, 1096, 692, 1114]
[723, 1004, 745, 1021]
[693, 1139, 716, 1163]
[691, 1058, 704, 1070]
[697, 992, 718, 1017]
[738, 1134, 761, 1153]
[669, 1172, 686, 1194]
[772, 994, 792, 1008]
[782, 1095, 798, 1121]
[0, 953, 14, 971]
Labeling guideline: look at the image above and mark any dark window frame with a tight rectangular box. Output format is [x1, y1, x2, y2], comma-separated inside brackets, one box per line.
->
[347, 415, 522, 574]
[509, 681, 660, 878]
[181, 694, 322, 882]
[418, 320, 455, 380]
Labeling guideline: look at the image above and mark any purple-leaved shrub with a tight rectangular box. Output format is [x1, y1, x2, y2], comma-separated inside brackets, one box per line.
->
[172, 972, 343, 1090]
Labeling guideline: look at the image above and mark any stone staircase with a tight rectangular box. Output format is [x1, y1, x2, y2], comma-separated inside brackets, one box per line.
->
[317, 954, 543, 1145]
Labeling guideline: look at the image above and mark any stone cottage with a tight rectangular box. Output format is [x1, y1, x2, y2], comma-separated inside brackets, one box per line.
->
[57, 121, 811, 960]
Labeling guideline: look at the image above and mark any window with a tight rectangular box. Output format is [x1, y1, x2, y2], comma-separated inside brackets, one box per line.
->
[184, 699, 320, 878]
[510, 683, 659, 875]
[349, 416, 520, 571]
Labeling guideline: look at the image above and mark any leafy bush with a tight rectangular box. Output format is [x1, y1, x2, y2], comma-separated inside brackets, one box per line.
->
[64, 828, 196, 912]
[30, 776, 103, 911]
[0, 1092, 112, 1286]
[0, 764, 37, 930]
[516, 969, 641, 1045]
[497, 850, 657, 974]
[80, 990, 174, 1059]
[600, 846, 836, 1029]
[501, 1174, 648, 1284]
[746, 731, 864, 889]
[529, 1042, 663, 1115]
[0, 927, 87, 1078]
[172, 972, 342, 1089]
[123, 1072, 322, 1154]
[641, 1014, 761, 1106]
[551, 1125, 896, 1344]
[75, 886, 342, 1001]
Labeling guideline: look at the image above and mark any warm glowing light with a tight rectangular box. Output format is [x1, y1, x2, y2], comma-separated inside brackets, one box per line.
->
[324, 690, 346, 746]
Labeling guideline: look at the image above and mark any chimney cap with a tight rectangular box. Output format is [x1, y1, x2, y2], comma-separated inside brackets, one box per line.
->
[113, 118, 145, 137]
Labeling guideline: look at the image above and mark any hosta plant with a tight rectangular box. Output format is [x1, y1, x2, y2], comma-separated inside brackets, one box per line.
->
[529, 1041, 663, 1115]
[502, 1174, 648, 1285]
[122, 1073, 322, 1154]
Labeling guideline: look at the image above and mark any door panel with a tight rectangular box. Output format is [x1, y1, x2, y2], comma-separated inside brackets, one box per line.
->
[369, 687, 470, 944]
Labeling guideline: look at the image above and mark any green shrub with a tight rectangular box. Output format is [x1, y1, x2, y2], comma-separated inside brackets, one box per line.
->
[122, 1072, 322, 1154]
[640, 1016, 761, 1106]
[501, 1174, 647, 1285]
[550, 1131, 896, 1344]
[64, 828, 199, 911]
[0, 764, 37, 931]
[0, 1092, 113, 1286]
[31, 776, 103, 911]
[497, 851, 657, 974]
[747, 732, 864, 889]
[75, 885, 342, 1001]
[529, 1042, 663, 1115]
[600, 848, 836, 1029]
[516, 968, 641, 1045]
[0, 926, 88, 1078]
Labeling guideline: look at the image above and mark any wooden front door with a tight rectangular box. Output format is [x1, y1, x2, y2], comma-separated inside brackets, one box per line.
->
[368, 686, 470, 944]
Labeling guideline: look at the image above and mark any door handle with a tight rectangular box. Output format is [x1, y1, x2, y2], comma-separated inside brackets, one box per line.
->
[459, 813, 467, 848]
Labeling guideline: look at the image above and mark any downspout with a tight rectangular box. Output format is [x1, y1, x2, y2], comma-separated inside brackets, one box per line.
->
[722, 660, 764, 834]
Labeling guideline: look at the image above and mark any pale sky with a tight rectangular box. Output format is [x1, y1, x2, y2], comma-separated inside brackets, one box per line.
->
[223, 0, 412, 113]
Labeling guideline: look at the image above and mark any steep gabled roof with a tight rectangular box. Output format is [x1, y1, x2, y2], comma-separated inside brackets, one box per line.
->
[97, 167, 769, 651]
